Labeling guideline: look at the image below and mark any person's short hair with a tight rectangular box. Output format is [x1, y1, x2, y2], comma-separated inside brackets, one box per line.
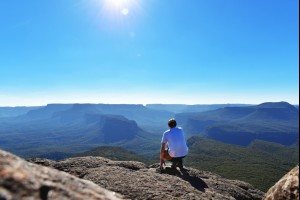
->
[168, 118, 177, 128]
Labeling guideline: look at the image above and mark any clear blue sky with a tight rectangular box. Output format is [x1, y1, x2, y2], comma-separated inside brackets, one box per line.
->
[0, 0, 299, 106]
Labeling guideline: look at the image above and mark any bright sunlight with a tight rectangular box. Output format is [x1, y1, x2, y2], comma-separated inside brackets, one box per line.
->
[103, 0, 132, 15]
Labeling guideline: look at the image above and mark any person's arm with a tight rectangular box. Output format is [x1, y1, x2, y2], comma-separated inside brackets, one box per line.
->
[160, 143, 166, 169]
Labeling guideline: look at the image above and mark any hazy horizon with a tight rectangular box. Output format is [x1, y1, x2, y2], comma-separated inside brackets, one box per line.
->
[1, 0, 299, 106]
[0, 101, 299, 108]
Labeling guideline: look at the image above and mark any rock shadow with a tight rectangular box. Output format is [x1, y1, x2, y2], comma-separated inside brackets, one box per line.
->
[161, 167, 208, 192]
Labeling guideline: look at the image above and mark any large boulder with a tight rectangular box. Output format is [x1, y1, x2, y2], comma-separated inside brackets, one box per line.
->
[264, 165, 299, 200]
[0, 149, 122, 200]
[30, 156, 264, 200]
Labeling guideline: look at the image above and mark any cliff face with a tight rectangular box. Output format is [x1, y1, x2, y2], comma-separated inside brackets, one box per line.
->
[28, 156, 264, 200]
[0, 149, 121, 200]
[1, 148, 265, 200]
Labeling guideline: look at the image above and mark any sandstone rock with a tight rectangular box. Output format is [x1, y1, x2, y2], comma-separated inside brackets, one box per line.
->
[263, 165, 299, 200]
[0, 150, 122, 200]
[30, 156, 264, 200]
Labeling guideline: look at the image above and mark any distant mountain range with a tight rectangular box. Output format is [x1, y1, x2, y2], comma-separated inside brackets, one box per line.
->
[0, 104, 167, 158]
[0, 106, 41, 118]
[0, 101, 298, 159]
[177, 102, 299, 146]
[0, 101, 298, 192]
[146, 103, 252, 113]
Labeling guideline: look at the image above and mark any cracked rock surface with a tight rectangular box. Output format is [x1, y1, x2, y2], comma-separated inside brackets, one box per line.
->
[29, 156, 264, 200]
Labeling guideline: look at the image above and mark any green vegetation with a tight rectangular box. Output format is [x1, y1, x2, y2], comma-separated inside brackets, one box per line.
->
[185, 136, 299, 192]
[73, 146, 149, 164]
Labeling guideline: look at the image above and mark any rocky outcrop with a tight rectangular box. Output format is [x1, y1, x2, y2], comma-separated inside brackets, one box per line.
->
[0, 150, 122, 200]
[263, 165, 299, 200]
[29, 157, 264, 200]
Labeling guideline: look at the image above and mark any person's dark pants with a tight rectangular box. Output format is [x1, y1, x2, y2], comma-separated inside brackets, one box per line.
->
[170, 156, 185, 169]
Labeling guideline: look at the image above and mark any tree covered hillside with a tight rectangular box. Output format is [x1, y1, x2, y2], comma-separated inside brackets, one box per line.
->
[185, 136, 299, 192]
[73, 146, 149, 164]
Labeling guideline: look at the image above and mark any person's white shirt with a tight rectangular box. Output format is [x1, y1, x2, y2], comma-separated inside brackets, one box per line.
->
[161, 127, 188, 158]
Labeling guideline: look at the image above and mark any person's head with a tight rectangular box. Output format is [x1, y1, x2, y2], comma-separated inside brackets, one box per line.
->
[168, 118, 177, 128]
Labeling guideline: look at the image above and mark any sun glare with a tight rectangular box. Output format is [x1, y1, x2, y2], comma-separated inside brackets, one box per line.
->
[103, 0, 132, 16]
[90, 0, 142, 29]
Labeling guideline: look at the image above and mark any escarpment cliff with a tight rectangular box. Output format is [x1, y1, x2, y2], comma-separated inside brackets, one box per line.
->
[1, 150, 298, 200]
[0, 148, 267, 200]
[28, 156, 264, 200]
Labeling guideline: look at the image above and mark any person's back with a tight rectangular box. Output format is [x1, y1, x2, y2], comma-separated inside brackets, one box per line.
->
[162, 127, 188, 158]
[160, 118, 188, 170]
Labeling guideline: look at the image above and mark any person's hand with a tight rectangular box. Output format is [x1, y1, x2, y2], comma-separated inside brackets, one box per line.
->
[160, 159, 165, 169]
